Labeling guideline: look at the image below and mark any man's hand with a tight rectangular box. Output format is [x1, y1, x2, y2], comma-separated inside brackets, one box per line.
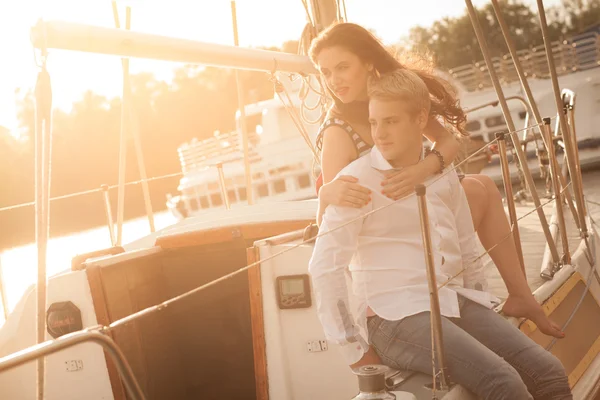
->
[502, 294, 565, 339]
[350, 346, 383, 370]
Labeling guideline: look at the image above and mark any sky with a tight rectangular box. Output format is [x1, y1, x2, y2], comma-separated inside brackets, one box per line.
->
[0, 0, 561, 136]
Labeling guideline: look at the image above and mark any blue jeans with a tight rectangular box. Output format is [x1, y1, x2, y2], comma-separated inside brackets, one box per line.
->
[367, 296, 572, 400]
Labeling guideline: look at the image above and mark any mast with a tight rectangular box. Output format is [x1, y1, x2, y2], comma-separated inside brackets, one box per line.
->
[308, 0, 340, 31]
[231, 1, 254, 205]
[114, 5, 131, 246]
[111, 2, 156, 235]
[34, 41, 53, 400]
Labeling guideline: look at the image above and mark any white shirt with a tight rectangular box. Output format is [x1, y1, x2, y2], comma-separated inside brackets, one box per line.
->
[308, 146, 499, 365]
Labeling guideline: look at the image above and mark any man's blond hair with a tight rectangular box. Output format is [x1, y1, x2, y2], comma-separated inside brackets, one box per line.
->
[367, 69, 431, 117]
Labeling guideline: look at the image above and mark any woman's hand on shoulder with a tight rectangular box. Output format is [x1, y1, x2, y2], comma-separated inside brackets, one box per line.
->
[320, 175, 371, 208]
[381, 163, 430, 201]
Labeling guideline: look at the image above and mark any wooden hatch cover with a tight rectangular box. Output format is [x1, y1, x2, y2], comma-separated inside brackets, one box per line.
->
[156, 219, 314, 249]
[520, 271, 600, 388]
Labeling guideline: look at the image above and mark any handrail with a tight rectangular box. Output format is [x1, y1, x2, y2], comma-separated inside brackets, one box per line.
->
[536, 0, 589, 243]
[562, 89, 587, 234]
[465, 0, 561, 269]
[0, 328, 146, 400]
[495, 132, 527, 275]
[464, 94, 538, 200]
[416, 184, 449, 389]
[448, 32, 599, 92]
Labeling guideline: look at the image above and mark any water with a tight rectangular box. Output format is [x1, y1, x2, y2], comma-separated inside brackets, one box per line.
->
[0, 211, 178, 325]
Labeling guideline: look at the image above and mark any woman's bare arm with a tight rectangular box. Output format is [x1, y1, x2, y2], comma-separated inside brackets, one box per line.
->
[321, 126, 358, 183]
[317, 126, 370, 225]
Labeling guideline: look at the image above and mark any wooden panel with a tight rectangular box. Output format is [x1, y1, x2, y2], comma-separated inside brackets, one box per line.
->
[94, 242, 257, 399]
[520, 271, 600, 387]
[248, 246, 269, 400]
[160, 243, 255, 399]
[101, 264, 150, 395]
[156, 220, 314, 249]
[104, 257, 190, 400]
[124, 260, 187, 400]
[86, 266, 127, 400]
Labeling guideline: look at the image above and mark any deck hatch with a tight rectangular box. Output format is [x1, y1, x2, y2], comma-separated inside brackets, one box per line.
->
[520, 271, 600, 388]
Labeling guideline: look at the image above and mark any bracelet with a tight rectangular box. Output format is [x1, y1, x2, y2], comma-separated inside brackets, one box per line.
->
[425, 148, 445, 174]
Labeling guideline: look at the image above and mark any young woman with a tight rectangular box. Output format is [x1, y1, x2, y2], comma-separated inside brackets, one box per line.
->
[309, 22, 563, 338]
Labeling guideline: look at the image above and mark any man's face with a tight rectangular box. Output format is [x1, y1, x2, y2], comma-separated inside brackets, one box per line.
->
[368, 98, 427, 167]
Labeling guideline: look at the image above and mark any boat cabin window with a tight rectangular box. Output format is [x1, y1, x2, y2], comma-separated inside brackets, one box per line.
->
[256, 183, 269, 198]
[238, 187, 247, 201]
[227, 189, 237, 203]
[199, 196, 210, 209]
[210, 193, 223, 207]
[485, 115, 505, 128]
[466, 120, 482, 132]
[273, 179, 286, 194]
[297, 174, 311, 189]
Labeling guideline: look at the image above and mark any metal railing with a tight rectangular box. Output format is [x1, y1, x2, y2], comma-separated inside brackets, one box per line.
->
[0, 328, 146, 400]
[177, 131, 261, 175]
[449, 32, 599, 92]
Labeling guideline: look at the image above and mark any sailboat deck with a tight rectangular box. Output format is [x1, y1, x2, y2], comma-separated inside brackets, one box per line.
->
[485, 169, 600, 299]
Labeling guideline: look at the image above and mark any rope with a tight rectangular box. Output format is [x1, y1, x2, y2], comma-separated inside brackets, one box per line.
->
[336, 0, 348, 22]
[0, 172, 183, 214]
[300, 0, 314, 27]
[430, 317, 438, 395]
[437, 181, 572, 290]
[100, 130, 531, 332]
[341, 0, 348, 21]
[270, 73, 322, 165]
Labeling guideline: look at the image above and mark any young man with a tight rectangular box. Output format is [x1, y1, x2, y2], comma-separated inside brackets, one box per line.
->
[308, 69, 572, 399]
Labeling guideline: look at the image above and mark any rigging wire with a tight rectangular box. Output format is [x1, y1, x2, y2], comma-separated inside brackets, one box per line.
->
[270, 73, 321, 165]
[0, 172, 184, 214]
[97, 120, 562, 333]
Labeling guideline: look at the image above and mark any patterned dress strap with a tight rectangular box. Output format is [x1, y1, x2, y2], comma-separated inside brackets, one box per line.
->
[316, 118, 371, 157]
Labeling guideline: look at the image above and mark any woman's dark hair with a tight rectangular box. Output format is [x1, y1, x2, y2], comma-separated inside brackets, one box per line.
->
[309, 22, 467, 139]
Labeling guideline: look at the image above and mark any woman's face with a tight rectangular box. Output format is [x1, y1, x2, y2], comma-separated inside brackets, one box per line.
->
[316, 46, 371, 103]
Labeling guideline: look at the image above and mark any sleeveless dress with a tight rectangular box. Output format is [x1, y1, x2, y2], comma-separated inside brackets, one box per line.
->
[315, 117, 372, 194]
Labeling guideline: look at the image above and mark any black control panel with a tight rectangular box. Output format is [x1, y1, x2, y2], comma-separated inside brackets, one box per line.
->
[276, 274, 312, 309]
